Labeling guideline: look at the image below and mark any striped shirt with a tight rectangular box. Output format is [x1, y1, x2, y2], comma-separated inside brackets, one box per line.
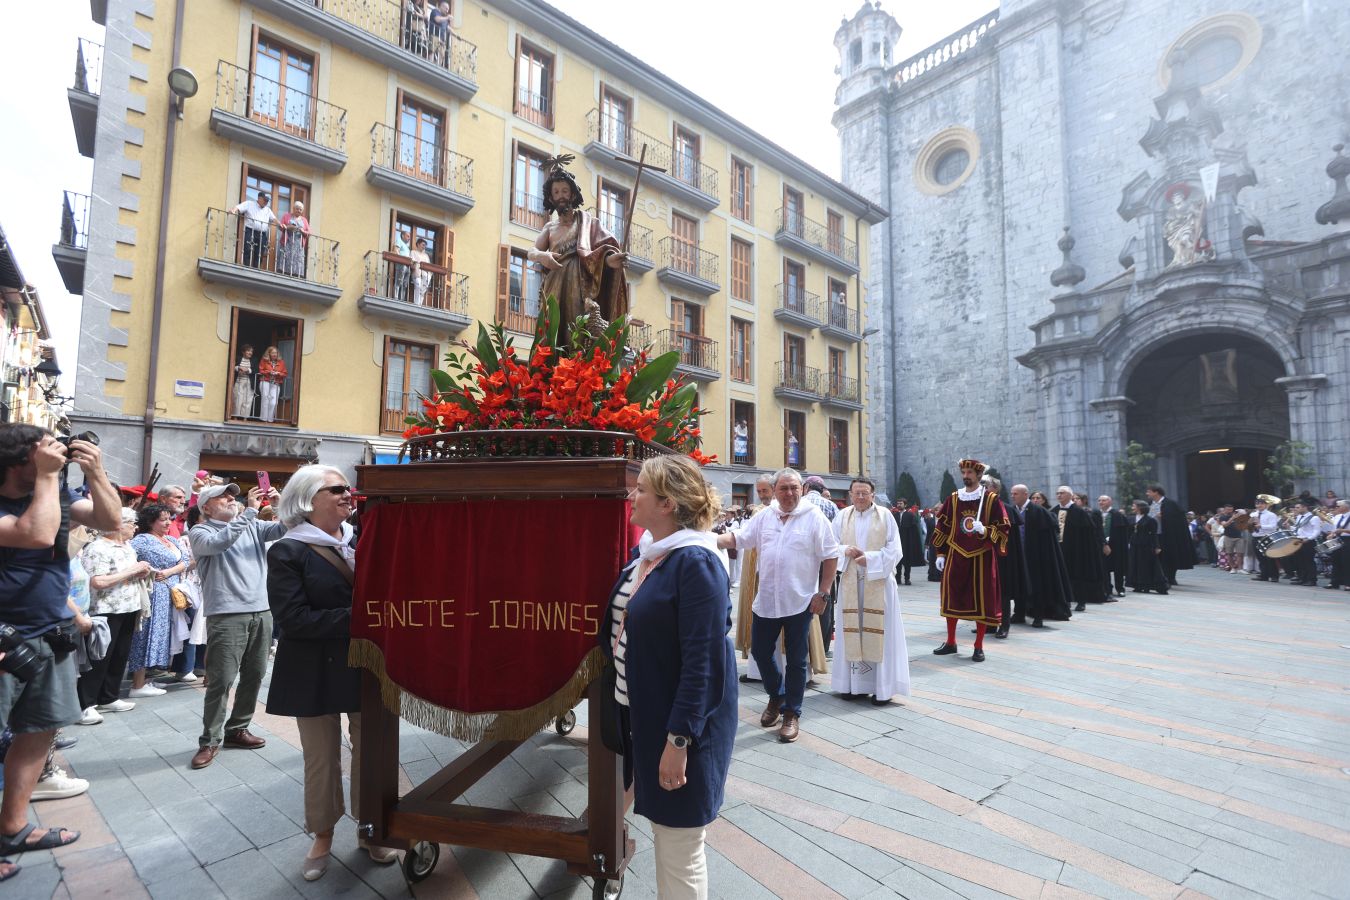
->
[609, 565, 640, 707]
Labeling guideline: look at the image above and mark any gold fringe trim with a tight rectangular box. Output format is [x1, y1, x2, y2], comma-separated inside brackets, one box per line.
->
[348, 638, 606, 743]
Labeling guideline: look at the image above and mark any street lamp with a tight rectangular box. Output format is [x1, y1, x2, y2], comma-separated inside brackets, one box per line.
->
[857, 327, 881, 475]
[167, 66, 198, 118]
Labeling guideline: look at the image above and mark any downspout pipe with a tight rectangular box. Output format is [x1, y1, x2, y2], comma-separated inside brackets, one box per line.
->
[142, 0, 188, 481]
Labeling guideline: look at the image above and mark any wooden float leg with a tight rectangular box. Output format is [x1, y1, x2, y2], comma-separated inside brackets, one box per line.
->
[586, 678, 626, 878]
[358, 670, 402, 845]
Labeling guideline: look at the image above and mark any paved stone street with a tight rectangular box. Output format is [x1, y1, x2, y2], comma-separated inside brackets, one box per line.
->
[9, 567, 1350, 899]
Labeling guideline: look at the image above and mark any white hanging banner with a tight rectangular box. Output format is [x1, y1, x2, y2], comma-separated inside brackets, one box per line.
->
[1200, 163, 1221, 202]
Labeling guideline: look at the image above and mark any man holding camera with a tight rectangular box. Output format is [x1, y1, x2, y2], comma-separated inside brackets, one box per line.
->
[0, 424, 119, 877]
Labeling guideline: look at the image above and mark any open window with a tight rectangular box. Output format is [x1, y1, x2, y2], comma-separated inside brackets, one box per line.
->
[382, 338, 435, 434]
[225, 308, 301, 427]
[731, 399, 755, 467]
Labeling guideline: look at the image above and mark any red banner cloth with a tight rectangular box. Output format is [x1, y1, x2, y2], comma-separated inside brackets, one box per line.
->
[352, 498, 634, 716]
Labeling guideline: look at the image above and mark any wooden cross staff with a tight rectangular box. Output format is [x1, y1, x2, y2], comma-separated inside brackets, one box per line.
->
[612, 143, 665, 254]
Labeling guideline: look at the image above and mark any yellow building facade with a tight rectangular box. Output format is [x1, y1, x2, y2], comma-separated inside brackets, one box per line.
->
[65, 0, 885, 498]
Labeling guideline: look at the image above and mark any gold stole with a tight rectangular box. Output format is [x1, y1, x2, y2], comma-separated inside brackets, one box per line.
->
[839, 506, 887, 663]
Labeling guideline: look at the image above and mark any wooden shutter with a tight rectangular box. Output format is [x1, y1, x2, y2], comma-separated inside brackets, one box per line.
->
[496, 244, 511, 321]
[442, 229, 455, 270]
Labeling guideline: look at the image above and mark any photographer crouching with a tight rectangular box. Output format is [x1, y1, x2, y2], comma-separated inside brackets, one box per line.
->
[0, 424, 120, 883]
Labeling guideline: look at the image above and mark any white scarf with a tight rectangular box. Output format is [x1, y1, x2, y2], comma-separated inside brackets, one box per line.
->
[282, 521, 356, 570]
[634, 527, 729, 575]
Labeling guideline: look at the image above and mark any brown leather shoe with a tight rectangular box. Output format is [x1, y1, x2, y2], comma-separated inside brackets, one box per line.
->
[778, 712, 800, 743]
[190, 745, 219, 769]
[760, 697, 783, 728]
[223, 729, 266, 750]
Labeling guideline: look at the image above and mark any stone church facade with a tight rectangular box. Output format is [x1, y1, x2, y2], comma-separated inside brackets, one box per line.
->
[833, 0, 1350, 510]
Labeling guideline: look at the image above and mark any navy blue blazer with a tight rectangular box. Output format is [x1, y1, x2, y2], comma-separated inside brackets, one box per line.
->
[599, 545, 736, 828]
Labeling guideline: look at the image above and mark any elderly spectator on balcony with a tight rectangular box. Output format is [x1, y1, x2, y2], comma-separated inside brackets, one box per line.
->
[410, 237, 432, 307]
[232, 191, 278, 269]
[429, 2, 452, 64]
[277, 201, 309, 278]
[393, 228, 412, 301]
[403, 0, 429, 56]
[232, 345, 255, 420]
[258, 347, 288, 424]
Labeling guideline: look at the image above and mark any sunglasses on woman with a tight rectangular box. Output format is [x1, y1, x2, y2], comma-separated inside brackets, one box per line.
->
[320, 484, 353, 496]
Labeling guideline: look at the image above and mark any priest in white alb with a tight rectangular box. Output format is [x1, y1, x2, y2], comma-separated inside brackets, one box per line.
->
[831, 476, 911, 706]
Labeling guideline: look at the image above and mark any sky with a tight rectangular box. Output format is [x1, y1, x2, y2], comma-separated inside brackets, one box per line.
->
[0, 0, 998, 394]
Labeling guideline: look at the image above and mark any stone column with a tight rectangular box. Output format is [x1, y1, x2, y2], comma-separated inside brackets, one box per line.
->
[1088, 396, 1134, 498]
[1040, 361, 1089, 493]
[1276, 374, 1330, 493]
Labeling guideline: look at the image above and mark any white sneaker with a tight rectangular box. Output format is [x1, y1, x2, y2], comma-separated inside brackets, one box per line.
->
[79, 706, 104, 726]
[128, 684, 166, 698]
[31, 767, 90, 801]
[95, 699, 136, 713]
[175, 672, 199, 683]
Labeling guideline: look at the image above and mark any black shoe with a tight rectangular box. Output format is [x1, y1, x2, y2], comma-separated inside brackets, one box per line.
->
[932, 642, 958, 656]
[1251, 576, 1269, 582]
[1157, 590, 1169, 595]
[1325, 585, 1341, 590]
[1104, 598, 1119, 603]
[870, 696, 890, 706]
[904, 579, 912, 586]
[995, 624, 1009, 639]
[1075, 603, 1086, 612]
[1032, 618, 1043, 628]
[738, 674, 761, 684]
[1009, 615, 1026, 625]
[971, 648, 985, 662]
[1131, 588, 1142, 593]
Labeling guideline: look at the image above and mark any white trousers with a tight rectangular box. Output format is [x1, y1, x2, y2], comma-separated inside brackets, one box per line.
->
[651, 823, 708, 900]
[259, 381, 281, 422]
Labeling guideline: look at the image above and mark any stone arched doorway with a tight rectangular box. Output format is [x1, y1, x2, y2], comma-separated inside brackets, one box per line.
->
[1124, 333, 1288, 512]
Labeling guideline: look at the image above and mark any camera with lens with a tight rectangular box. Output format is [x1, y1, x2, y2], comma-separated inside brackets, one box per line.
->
[54, 430, 100, 451]
[0, 623, 46, 682]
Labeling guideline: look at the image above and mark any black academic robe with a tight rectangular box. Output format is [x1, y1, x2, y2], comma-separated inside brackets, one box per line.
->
[1019, 502, 1074, 621]
[1126, 515, 1169, 592]
[1101, 508, 1130, 581]
[924, 514, 942, 582]
[998, 503, 1032, 613]
[895, 510, 924, 571]
[1157, 497, 1196, 576]
[1056, 504, 1106, 604]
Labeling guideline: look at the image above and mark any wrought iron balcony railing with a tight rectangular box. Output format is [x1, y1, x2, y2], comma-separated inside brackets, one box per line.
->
[201, 207, 340, 286]
[657, 329, 719, 373]
[595, 210, 653, 263]
[822, 372, 861, 405]
[825, 302, 861, 335]
[775, 283, 823, 322]
[310, 0, 477, 84]
[775, 207, 859, 267]
[585, 109, 719, 200]
[73, 38, 102, 94]
[658, 237, 719, 285]
[775, 362, 821, 395]
[383, 390, 420, 434]
[214, 60, 348, 153]
[511, 190, 549, 230]
[364, 250, 468, 315]
[514, 89, 552, 128]
[370, 123, 472, 197]
[627, 319, 652, 348]
[58, 192, 91, 250]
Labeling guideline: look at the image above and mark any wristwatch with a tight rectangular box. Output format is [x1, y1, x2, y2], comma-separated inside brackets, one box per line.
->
[667, 733, 690, 750]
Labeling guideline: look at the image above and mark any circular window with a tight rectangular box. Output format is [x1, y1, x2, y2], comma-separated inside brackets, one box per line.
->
[914, 127, 979, 196]
[1158, 13, 1261, 92]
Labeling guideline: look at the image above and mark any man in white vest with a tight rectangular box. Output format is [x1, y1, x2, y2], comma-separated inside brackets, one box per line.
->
[830, 476, 911, 706]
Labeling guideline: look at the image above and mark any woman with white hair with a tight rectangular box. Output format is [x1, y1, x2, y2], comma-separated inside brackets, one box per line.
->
[76, 507, 153, 723]
[264, 465, 398, 880]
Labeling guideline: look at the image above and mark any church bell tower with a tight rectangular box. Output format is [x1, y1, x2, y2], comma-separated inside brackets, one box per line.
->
[834, 1, 901, 108]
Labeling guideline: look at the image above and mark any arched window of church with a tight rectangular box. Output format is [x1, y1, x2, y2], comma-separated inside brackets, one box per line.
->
[1184, 34, 1244, 87]
[933, 149, 970, 186]
[849, 39, 862, 68]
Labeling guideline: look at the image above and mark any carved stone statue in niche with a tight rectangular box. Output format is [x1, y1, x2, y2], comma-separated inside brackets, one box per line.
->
[1163, 183, 1215, 268]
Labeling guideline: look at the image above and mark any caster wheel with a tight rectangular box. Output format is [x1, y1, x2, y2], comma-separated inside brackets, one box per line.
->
[592, 873, 623, 900]
[555, 710, 577, 736]
[402, 841, 440, 883]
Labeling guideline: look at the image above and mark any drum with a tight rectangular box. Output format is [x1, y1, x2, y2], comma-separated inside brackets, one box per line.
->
[1316, 537, 1343, 559]
[1256, 530, 1302, 559]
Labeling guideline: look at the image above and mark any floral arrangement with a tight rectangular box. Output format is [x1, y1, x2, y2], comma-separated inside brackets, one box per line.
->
[402, 298, 715, 464]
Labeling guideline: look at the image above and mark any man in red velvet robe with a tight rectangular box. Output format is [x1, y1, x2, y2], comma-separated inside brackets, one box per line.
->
[931, 459, 1009, 662]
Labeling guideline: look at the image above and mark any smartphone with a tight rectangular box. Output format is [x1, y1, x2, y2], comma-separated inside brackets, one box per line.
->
[256, 471, 272, 505]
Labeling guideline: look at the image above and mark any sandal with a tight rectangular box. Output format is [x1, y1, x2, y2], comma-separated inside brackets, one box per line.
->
[0, 823, 80, 854]
[0, 859, 18, 882]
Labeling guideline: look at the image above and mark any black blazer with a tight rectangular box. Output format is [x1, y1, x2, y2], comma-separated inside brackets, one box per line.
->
[264, 539, 360, 718]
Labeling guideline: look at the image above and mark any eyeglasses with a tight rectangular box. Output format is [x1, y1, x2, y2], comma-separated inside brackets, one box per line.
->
[320, 485, 353, 496]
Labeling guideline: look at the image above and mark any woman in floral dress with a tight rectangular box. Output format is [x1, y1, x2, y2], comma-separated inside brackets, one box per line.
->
[127, 504, 187, 699]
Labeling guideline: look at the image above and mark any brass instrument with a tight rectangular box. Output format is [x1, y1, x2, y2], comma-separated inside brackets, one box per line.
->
[1229, 512, 1252, 530]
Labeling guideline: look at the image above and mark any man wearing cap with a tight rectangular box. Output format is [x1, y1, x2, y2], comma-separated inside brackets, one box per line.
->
[232, 191, 279, 269]
[1250, 498, 1282, 582]
[187, 482, 285, 769]
[931, 459, 1008, 662]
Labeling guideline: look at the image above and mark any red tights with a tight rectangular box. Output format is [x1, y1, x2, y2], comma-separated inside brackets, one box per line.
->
[945, 618, 987, 649]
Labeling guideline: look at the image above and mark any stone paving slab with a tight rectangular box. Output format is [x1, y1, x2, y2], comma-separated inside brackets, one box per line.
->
[8, 568, 1349, 898]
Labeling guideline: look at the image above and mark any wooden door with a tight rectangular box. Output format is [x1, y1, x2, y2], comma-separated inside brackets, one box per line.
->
[672, 212, 697, 273]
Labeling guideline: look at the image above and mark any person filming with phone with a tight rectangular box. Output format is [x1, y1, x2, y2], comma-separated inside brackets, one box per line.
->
[0, 423, 120, 883]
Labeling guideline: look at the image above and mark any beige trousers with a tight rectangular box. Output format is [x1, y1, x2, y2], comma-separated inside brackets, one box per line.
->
[651, 823, 708, 900]
[294, 712, 361, 835]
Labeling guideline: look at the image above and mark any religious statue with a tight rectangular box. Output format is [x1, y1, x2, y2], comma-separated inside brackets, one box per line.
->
[527, 155, 629, 336]
[1163, 184, 1214, 268]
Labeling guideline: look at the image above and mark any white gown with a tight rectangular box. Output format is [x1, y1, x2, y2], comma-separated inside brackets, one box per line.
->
[831, 504, 911, 702]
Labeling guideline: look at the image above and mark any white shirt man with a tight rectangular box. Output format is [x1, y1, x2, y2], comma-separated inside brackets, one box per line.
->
[831, 478, 909, 705]
[232, 194, 278, 232]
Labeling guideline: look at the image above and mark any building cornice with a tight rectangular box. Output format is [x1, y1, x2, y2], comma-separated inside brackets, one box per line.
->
[488, 0, 888, 224]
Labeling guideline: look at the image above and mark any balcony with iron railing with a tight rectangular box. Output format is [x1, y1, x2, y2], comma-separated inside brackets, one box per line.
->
[656, 329, 720, 381]
[773, 283, 823, 328]
[514, 89, 552, 129]
[773, 208, 860, 274]
[595, 210, 653, 273]
[583, 109, 719, 211]
[52, 191, 90, 295]
[498, 291, 541, 335]
[382, 390, 422, 435]
[359, 250, 470, 334]
[249, 0, 478, 100]
[656, 238, 719, 296]
[196, 208, 343, 306]
[68, 38, 101, 158]
[820, 372, 863, 411]
[367, 123, 474, 215]
[627, 319, 652, 348]
[510, 190, 549, 231]
[774, 361, 822, 403]
[210, 61, 348, 172]
[821, 301, 863, 342]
